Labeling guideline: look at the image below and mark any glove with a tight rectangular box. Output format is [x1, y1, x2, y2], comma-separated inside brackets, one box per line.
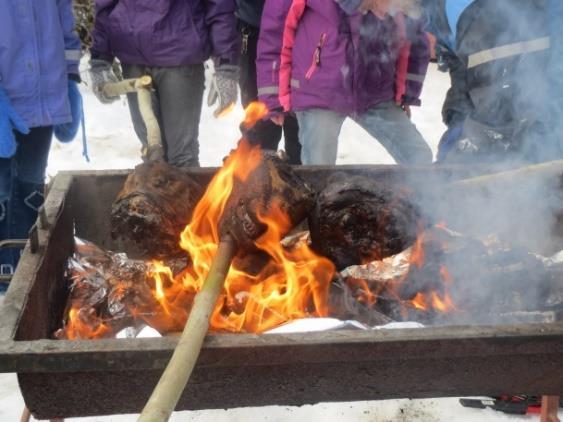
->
[89, 59, 119, 104]
[0, 85, 29, 158]
[207, 65, 239, 117]
[54, 78, 83, 143]
[437, 125, 463, 162]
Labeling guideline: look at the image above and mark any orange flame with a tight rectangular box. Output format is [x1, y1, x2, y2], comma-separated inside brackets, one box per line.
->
[63, 114, 464, 338]
[144, 139, 335, 333]
[66, 101, 334, 336]
[65, 308, 112, 340]
[404, 226, 457, 314]
[410, 292, 428, 311]
[241, 101, 268, 129]
[410, 230, 425, 269]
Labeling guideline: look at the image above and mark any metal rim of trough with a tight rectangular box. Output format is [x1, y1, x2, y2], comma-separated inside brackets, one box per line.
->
[0, 167, 561, 419]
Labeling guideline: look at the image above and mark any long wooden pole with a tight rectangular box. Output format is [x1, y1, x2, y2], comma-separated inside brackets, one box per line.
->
[447, 159, 563, 191]
[540, 396, 561, 422]
[138, 236, 236, 422]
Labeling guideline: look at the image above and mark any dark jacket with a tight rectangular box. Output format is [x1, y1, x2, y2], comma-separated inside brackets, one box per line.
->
[236, 0, 265, 28]
[91, 0, 239, 67]
[429, 0, 552, 158]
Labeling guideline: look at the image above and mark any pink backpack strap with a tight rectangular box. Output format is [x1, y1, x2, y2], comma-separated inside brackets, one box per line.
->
[279, 0, 307, 112]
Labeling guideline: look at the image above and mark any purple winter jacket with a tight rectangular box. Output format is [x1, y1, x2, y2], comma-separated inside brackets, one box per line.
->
[256, 0, 430, 116]
[91, 0, 239, 67]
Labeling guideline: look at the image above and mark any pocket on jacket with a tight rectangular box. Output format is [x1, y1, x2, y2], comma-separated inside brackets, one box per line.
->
[305, 33, 327, 80]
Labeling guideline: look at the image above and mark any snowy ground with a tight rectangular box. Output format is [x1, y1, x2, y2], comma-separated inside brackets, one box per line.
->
[0, 64, 560, 421]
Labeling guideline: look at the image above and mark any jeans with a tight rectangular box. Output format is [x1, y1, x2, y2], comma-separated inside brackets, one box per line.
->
[0, 126, 52, 281]
[296, 102, 433, 165]
[122, 64, 205, 168]
[238, 19, 302, 164]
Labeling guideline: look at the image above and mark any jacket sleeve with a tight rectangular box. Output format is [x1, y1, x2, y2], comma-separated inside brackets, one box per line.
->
[56, 0, 82, 75]
[256, 0, 293, 113]
[440, 47, 473, 126]
[402, 17, 430, 106]
[206, 0, 240, 66]
[90, 0, 118, 62]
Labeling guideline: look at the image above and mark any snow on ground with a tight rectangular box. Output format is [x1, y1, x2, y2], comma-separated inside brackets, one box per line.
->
[2, 64, 560, 421]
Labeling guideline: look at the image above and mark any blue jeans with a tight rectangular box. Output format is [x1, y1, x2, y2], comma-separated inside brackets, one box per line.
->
[296, 102, 433, 165]
[0, 126, 52, 281]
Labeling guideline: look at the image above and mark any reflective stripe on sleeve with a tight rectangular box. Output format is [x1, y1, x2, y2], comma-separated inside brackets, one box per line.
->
[467, 37, 550, 69]
[406, 73, 425, 83]
[257, 86, 279, 96]
[65, 50, 82, 61]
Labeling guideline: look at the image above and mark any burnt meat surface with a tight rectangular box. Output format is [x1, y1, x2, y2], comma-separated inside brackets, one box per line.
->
[110, 161, 202, 258]
[309, 174, 421, 270]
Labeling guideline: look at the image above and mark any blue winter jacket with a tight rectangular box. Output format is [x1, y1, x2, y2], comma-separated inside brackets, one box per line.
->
[0, 0, 81, 128]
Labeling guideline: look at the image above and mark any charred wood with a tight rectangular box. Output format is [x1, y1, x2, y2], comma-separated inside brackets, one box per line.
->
[309, 174, 422, 270]
[219, 151, 315, 254]
[110, 161, 203, 258]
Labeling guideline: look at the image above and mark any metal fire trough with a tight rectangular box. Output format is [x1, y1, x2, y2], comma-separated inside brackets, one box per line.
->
[0, 166, 562, 420]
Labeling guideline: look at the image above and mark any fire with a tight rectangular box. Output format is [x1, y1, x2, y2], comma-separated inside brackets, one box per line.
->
[215, 102, 236, 118]
[410, 293, 427, 311]
[65, 308, 112, 340]
[62, 103, 462, 338]
[241, 101, 268, 129]
[76, 100, 334, 335]
[410, 230, 425, 269]
[404, 226, 457, 314]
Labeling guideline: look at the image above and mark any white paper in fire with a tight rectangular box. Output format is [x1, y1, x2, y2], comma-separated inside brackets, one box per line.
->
[265, 318, 424, 334]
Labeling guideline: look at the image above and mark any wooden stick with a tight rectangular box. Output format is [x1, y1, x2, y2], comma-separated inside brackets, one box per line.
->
[447, 159, 563, 191]
[137, 86, 164, 162]
[101, 76, 152, 97]
[20, 407, 30, 422]
[102, 76, 164, 161]
[138, 236, 236, 422]
[541, 396, 561, 422]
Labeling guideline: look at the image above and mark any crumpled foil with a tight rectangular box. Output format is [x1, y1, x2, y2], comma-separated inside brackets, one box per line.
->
[55, 238, 187, 339]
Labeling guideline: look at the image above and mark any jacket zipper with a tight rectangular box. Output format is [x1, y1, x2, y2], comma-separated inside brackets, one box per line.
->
[305, 33, 327, 80]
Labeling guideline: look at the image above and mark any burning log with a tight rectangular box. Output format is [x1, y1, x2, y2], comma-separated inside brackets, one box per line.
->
[309, 174, 422, 270]
[219, 151, 315, 253]
[110, 161, 203, 258]
[139, 142, 316, 421]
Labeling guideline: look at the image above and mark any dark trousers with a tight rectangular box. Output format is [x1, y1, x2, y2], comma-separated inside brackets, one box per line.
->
[122, 64, 205, 168]
[238, 20, 302, 165]
[0, 126, 52, 278]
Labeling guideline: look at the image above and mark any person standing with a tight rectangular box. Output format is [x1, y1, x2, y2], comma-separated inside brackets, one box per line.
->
[0, 0, 82, 282]
[425, 0, 556, 163]
[236, 0, 302, 164]
[257, 0, 432, 165]
[89, 0, 240, 168]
